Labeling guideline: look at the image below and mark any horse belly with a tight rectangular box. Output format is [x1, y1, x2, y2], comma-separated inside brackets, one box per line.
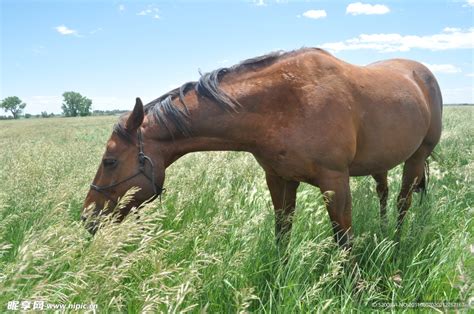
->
[349, 96, 430, 176]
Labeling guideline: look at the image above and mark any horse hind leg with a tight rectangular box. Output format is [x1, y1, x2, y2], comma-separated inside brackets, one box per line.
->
[372, 172, 389, 231]
[396, 145, 432, 241]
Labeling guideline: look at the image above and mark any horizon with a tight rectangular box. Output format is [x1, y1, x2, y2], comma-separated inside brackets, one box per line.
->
[1, 0, 473, 115]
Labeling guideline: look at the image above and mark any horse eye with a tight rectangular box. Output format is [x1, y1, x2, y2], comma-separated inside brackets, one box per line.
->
[103, 158, 117, 168]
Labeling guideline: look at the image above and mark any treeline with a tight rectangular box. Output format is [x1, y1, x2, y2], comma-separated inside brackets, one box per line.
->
[91, 109, 129, 116]
[444, 103, 474, 106]
[0, 110, 129, 120]
[1, 91, 128, 120]
[0, 112, 57, 120]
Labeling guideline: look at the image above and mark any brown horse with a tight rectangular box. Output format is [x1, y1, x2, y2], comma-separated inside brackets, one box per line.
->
[82, 48, 442, 248]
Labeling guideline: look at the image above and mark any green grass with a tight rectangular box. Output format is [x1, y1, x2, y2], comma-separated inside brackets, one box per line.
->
[0, 108, 472, 312]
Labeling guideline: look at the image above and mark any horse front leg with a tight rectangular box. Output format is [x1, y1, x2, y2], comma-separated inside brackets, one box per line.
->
[265, 172, 300, 251]
[318, 169, 353, 249]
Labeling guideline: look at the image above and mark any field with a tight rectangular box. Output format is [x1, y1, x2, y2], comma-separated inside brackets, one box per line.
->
[0, 107, 472, 312]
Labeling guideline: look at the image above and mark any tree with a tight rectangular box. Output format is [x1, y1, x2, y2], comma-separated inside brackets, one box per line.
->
[0, 96, 26, 119]
[61, 91, 92, 117]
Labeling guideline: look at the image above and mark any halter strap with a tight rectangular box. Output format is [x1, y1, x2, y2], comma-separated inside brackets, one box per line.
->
[89, 128, 163, 205]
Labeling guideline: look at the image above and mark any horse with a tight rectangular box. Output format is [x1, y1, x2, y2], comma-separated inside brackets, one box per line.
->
[82, 48, 442, 249]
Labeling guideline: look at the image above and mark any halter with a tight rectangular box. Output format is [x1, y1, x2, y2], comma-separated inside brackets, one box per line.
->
[89, 128, 163, 206]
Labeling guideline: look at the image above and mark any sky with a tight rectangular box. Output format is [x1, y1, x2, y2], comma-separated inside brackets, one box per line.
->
[1, 0, 473, 114]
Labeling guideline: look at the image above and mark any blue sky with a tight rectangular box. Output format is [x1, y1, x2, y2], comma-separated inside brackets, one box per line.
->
[1, 0, 473, 114]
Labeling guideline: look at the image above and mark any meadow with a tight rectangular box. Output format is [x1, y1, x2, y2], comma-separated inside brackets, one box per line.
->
[0, 107, 472, 312]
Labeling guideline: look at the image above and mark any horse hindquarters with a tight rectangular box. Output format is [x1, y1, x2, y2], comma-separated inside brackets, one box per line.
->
[395, 65, 443, 238]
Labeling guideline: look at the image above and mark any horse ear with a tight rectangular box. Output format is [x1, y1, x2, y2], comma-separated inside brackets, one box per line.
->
[126, 97, 144, 132]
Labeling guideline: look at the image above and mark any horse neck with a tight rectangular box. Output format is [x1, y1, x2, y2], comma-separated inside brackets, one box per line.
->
[149, 87, 258, 167]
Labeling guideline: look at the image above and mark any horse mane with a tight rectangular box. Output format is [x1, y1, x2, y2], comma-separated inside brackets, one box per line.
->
[195, 50, 285, 114]
[114, 48, 327, 140]
[137, 50, 287, 138]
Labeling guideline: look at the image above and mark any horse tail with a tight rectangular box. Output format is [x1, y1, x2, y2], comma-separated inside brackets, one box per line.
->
[415, 151, 438, 203]
[413, 160, 428, 205]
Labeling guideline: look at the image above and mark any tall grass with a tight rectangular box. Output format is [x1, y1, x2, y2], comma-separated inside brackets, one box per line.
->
[0, 108, 472, 312]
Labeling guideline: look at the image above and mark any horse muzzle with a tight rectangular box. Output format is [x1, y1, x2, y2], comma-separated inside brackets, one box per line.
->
[81, 214, 99, 235]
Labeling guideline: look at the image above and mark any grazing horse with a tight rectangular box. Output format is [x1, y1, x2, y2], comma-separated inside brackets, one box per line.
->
[82, 48, 442, 248]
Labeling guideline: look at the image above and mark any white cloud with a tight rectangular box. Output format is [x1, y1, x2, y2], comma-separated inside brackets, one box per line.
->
[55, 25, 78, 36]
[466, 73, 474, 77]
[118, 4, 125, 11]
[443, 27, 461, 33]
[320, 27, 474, 52]
[137, 9, 150, 16]
[346, 2, 390, 15]
[254, 0, 266, 6]
[421, 63, 462, 74]
[137, 6, 160, 19]
[302, 10, 327, 19]
[464, 0, 474, 7]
